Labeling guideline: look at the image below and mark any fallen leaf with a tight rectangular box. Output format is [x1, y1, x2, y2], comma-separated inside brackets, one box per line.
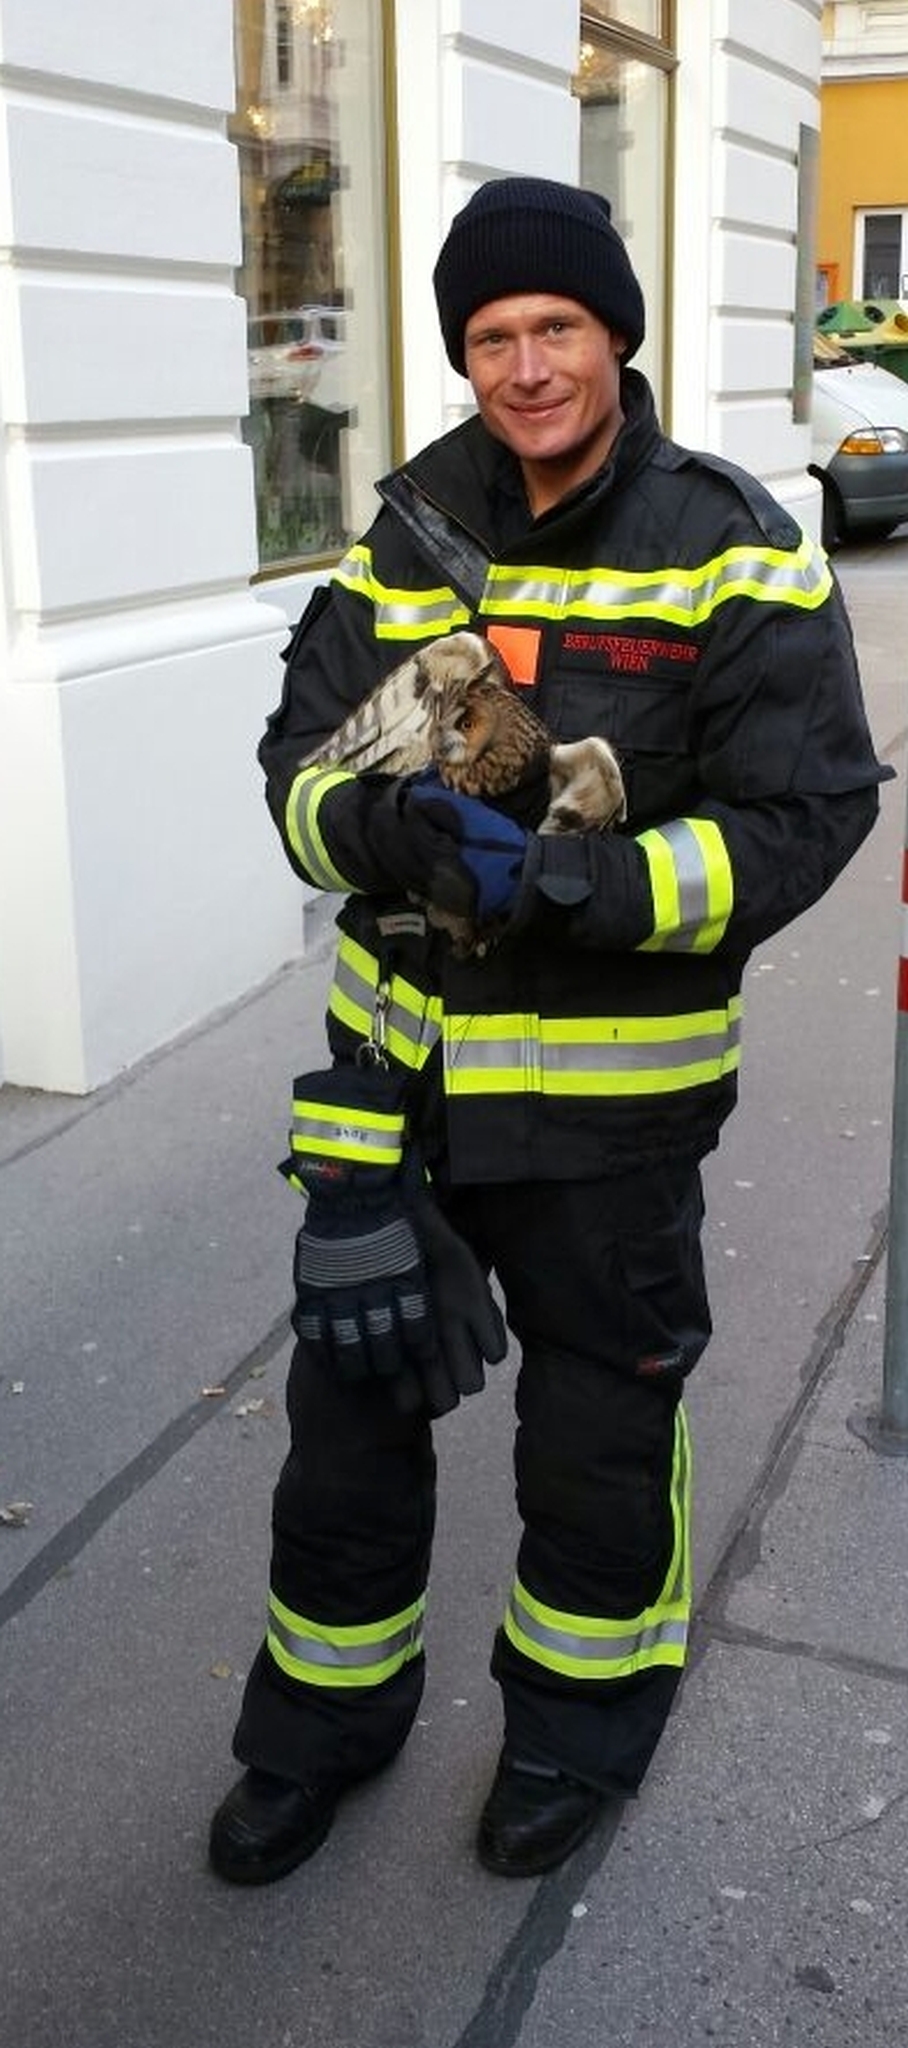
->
[1, 1501, 34, 1527]
[210, 1661, 233, 1680]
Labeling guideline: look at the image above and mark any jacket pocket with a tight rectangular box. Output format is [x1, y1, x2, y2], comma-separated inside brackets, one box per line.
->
[543, 668, 699, 824]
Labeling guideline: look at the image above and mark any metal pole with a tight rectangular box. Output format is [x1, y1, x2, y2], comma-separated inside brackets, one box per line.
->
[851, 811, 908, 1455]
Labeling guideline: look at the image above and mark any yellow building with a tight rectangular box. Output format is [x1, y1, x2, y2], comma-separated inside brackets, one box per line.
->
[818, 1, 908, 307]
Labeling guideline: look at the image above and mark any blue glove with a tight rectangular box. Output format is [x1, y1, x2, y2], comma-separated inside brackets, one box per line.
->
[399, 771, 528, 923]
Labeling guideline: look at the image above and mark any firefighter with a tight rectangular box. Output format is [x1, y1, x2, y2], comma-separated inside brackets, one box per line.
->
[209, 178, 888, 1885]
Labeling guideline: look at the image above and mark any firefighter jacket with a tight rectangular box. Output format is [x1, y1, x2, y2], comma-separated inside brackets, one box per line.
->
[259, 370, 887, 1185]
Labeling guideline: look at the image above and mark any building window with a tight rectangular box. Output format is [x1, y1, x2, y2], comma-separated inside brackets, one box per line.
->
[857, 209, 908, 301]
[573, 8, 676, 410]
[583, 2, 664, 31]
[231, 0, 393, 573]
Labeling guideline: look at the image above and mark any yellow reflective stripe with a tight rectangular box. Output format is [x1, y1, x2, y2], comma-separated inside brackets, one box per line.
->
[290, 1095, 405, 1167]
[480, 533, 830, 625]
[637, 818, 734, 953]
[671, 1404, 693, 1611]
[503, 1407, 692, 1680]
[332, 533, 830, 645]
[331, 543, 372, 595]
[332, 545, 470, 640]
[442, 1002, 742, 1098]
[267, 1589, 425, 1689]
[329, 934, 443, 1071]
[286, 764, 361, 892]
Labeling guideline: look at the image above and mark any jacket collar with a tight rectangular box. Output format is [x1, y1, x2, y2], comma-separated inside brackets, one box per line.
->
[379, 368, 663, 555]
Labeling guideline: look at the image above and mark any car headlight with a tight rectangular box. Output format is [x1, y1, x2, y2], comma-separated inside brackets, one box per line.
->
[839, 428, 908, 455]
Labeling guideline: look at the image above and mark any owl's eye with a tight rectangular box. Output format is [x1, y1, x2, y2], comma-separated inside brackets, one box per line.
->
[457, 708, 476, 733]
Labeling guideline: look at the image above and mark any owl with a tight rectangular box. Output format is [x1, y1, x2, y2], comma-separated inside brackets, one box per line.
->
[302, 629, 626, 955]
[305, 629, 625, 830]
[422, 640, 626, 836]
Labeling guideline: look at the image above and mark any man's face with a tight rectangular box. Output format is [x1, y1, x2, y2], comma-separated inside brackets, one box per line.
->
[463, 293, 626, 514]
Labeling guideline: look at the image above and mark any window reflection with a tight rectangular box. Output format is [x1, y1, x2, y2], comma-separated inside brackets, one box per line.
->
[573, 29, 670, 406]
[580, 2, 664, 35]
[231, 0, 390, 570]
[862, 212, 905, 299]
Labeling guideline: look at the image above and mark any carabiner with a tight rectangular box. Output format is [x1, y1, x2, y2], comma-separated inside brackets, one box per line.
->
[356, 976, 391, 1069]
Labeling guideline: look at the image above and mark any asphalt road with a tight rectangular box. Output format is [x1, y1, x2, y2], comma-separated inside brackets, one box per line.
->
[0, 527, 906, 2048]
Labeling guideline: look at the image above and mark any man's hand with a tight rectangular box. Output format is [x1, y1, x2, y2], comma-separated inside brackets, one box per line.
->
[369, 770, 528, 922]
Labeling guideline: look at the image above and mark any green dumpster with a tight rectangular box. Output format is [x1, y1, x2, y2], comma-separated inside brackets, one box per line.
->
[816, 300, 876, 335]
[816, 302, 908, 381]
[841, 305, 908, 382]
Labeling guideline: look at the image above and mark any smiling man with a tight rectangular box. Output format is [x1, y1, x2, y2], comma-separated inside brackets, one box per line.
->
[209, 177, 888, 1889]
[462, 294, 627, 514]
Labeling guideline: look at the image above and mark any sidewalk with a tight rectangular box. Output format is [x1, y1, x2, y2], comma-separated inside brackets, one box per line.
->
[508, 1250, 908, 2048]
[1, 540, 906, 2048]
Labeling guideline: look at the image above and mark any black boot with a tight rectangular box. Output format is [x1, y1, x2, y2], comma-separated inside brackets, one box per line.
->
[208, 1768, 342, 1886]
[477, 1754, 604, 1878]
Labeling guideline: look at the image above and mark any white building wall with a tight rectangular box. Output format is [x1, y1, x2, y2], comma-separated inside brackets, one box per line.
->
[0, 0, 828, 1095]
[824, 0, 908, 72]
[427, 0, 582, 435]
[672, 0, 824, 527]
[0, 0, 297, 1092]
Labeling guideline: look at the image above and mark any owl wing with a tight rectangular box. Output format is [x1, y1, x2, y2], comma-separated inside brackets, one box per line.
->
[298, 646, 436, 777]
[299, 631, 507, 779]
[543, 737, 627, 833]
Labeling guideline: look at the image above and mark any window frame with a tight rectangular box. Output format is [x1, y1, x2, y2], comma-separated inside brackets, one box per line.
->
[854, 207, 908, 302]
[234, 0, 402, 584]
[577, 5, 677, 412]
[579, 4, 677, 72]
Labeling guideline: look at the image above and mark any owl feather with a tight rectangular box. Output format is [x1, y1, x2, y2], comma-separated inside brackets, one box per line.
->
[301, 630, 626, 955]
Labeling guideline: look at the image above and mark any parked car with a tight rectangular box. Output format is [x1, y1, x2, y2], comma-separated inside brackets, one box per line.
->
[810, 339, 908, 549]
[247, 305, 346, 404]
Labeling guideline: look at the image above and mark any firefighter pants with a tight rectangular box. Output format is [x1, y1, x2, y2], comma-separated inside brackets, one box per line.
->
[232, 1158, 711, 1795]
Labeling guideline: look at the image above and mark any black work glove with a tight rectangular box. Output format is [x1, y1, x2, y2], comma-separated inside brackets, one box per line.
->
[283, 1063, 507, 1417]
[285, 1063, 438, 1412]
[409, 1191, 508, 1416]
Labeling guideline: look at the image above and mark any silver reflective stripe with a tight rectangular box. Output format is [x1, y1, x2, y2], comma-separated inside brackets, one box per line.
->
[375, 595, 470, 635]
[330, 939, 443, 1069]
[668, 823, 709, 937]
[503, 1406, 692, 1678]
[333, 536, 830, 652]
[482, 536, 830, 623]
[332, 547, 469, 638]
[290, 1102, 404, 1166]
[332, 545, 372, 595]
[664, 819, 713, 933]
[506, 1592, 689, 1664]
[267, 1589, 426, 1688]
[446, 1022, 739, 1075]
[287, 766, 359, 892]
[638, 816, 734, 954]
[269, 1611, 421, 1670]
[441, 1007, 741, 1097]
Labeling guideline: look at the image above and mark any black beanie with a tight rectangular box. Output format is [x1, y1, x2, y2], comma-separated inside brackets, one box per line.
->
[433, 176, 645, 375]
